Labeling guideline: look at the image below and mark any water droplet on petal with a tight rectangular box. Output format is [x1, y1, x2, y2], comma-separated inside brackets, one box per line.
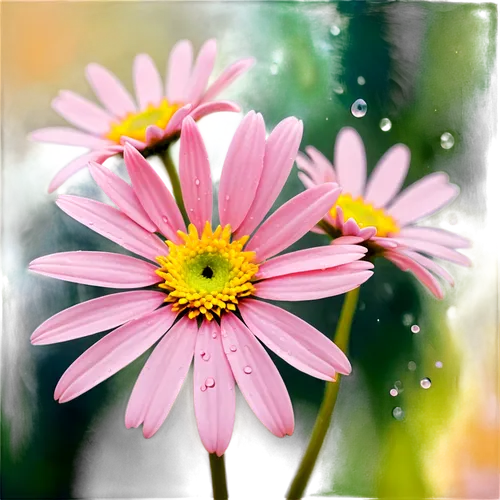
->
[162, 216, 168, 224]
[330, 25, 340, 36]
[411, 324, 420, 334]
[211, 332, 217, 339]
[379, 118, 392, 132]
[200, 384, 207, 392]
[225, 195, 230, 201]
[351, 99, 367, 118]
[408, 361, 417, 371]
[357, 76, 366, 85]
[195, 178, 200, 186]
[88, 222, 94, 226]
[229, 345, 237, 352]
[420, 377, 432, 389]
[435, 361, 443, 368]
[243, 366, 252, 374]
[202, 353, 211, 361]
[205, 377, 215, 388]
[440, 132, 455, 150]
[392, 407, 405, 420]
[389, 388, 398, 397]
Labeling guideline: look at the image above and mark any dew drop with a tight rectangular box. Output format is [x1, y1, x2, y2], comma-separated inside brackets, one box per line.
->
[211, 332, 217, 339]
[379, 118, 392, 132]
[435, 361, 443, 368]
[357, 76, 366, 85]
[392, 407, 405, 420]
[389, 388, 398, 397]
[440, 132, 455, 150]
[330, 25, 340, 36]
[202, 353, 211, 361]
[205, 377, 215, 388]
[243, 366, 253, 374]
[229, 345, 237, 352]
[195, 178, 200, 186]
[411, 324, 420, 334]
[408, 361, 417, 371]
[200, 384, 207, 392]
[225, 195, 230, 201]
[351, 99, 367, 118]
[162, 216, 169, 224]
[420, 377, 432, 389]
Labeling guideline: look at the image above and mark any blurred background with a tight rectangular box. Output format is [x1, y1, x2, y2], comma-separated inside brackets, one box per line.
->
[1, 2, 498, 498]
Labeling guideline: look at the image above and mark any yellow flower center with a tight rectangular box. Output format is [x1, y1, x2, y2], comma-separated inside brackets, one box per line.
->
[331, 193, 400, 237]
[156, 222, 259, 321]
[106, 99, 181, 143]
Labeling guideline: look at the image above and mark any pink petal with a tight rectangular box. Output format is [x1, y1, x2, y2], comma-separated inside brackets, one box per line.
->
[371, 236, 399, 249]
[220, 314, 294, 437]
[398, 226, 471, 249]
[256, 245, 366, 280]
[246, 183, 341, 262]
[179, 117, 212, 232]
[401, 250, 455, 286]
[120, 136, 147, 150]
[30, 127, 113, 149]
[164, 104, 193, 136]
[358, 226, 377, 240]
[186, 39, 217, 104]
[88, 161, 156, 232]
[194, 321, 235, 456]
[385, 251, 444, 299]
[364, 144, 410, 207]
[218, 112, 266, 229]
[391, 237, 471, 266]
[55, 306, 176, 403]
[133, 54, 164, 109]
[304, 146, 336, 183]
[296, 153, 322, 185]
[334, 127, 366, 197]
[200, 57, 255, 103]
[52, 91, 114, 135]
[125, 316, 197, 438]
[235, 117, 304, 238]
[145, 125, 165, 144]
[298, 171, 316, 190]
[387, 173, 459, 225]
[335, 205, 345, 227]
[124, 143, 186, 243]
[29, 251, 162, 288]
[48, 146, 123, 193]
[31, 291, 166, 345]
[255, 263, 373, 301]
[166, 39, 193, 103]
[85, 63, 137, 117]
[332, 236, 364, 245]
[342, 218, 362, 236]
[56, 195, 167, 261]
[189, 100, 240, 122]
[239, 300, 351, 379]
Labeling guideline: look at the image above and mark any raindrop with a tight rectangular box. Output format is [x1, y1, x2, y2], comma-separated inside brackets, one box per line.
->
[200, 384, 207, 392]
[195, 178, 200, 186]
[330, 25, 340, 36]
[379, 118, 392, 132]
[357, 76, 366, 85]
[351, 99, 367, 118]
[162, 216, 169, 224]
[392, 407, 405, 420]
[229, 345, 237, 352]
[211, 332, 217, 339]
[270, 63, 279, 75]
[243, 366, 253, 374]
[389, 388, 398, 397]
[411, 324, 420, 334]
[408, 361, 417, 371]
[420, 377, 432, 389]
[205, 377, 215, 388]
[440, 132, 455, 150]
[202, 353, 211, 361]
[435, 361, 443, 368]
[402, 313, 414, 326]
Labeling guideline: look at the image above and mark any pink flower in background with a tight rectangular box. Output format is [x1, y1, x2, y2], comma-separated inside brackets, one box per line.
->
[30, 39, 254, 192]
[29, 113, 373, 456]
[297, 127, 471, 299]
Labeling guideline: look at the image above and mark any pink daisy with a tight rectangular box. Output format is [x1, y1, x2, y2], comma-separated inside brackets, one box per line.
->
[297, 127, 471, 299]
[30, 39, 254, 193]
[29, 113, 373, 456]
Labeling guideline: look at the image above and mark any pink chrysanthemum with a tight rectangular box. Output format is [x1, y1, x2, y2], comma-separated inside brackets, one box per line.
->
[31, 39, 253, 193]
[297, 127, 471, 299]
[29, 113, 373, 456]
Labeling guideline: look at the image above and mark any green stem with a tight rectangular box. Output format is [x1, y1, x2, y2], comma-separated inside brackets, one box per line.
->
[286, 287, 360, 500]
[160, 150, 188, 222]
[209, 453, 228, 499]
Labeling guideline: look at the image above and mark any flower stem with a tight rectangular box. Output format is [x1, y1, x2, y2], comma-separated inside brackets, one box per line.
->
[286, 287, 360, 500]
[160, 150, 188, 222]
[209, 453, 228, 499]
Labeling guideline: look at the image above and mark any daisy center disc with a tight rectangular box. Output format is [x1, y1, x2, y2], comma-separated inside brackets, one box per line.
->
[106, 99, 181, 143]
[156, 222, 259, 321]
[331, 193, 400, 237]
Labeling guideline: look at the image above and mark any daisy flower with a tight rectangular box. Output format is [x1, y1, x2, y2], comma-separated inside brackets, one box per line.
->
[29, 113, 373, 456]
[31, 39, 254, 193]
[297, 127, 471, 299]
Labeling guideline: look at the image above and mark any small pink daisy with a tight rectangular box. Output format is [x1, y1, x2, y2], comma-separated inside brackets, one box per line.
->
[29, 113, 373, 456]
[31, 39, 254, 193]
[297, 127, 471, 299]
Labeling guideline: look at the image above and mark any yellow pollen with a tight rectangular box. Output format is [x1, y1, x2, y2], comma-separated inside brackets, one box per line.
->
[105, 99, 181, 143]
[156, 222, 259, 321]
[331, 193, 400, 237]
